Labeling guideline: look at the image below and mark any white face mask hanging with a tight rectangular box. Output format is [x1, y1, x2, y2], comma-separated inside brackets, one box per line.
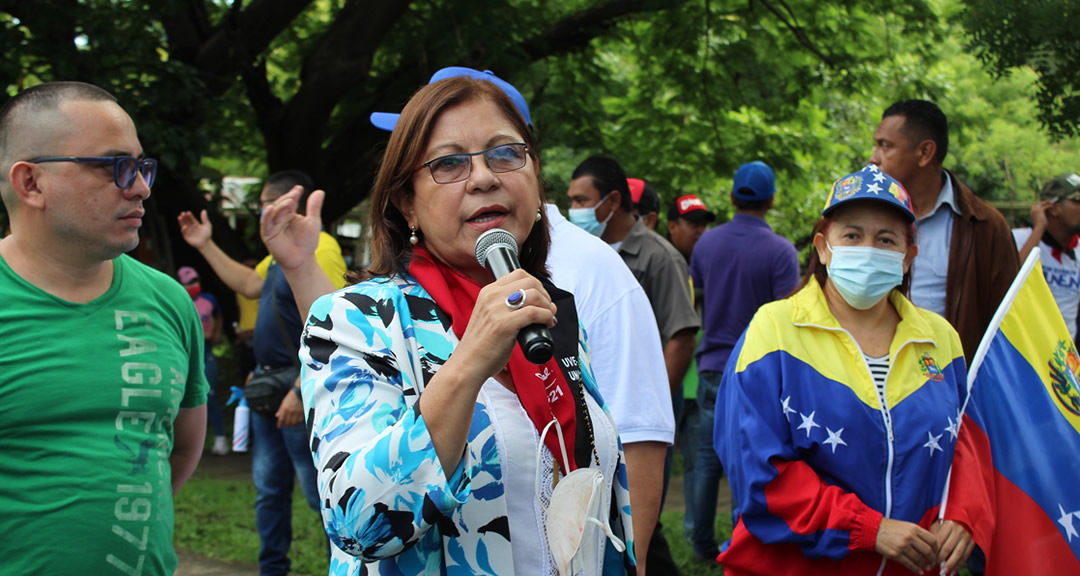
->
[536, 418, 626, 576]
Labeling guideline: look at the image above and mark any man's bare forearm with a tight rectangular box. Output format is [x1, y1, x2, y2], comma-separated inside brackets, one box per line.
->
[624, 440, 666, 575]
[195, 240, 263, 299]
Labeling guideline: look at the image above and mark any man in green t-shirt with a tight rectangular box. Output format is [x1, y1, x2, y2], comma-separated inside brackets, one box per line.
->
[0, 81, 208, 575]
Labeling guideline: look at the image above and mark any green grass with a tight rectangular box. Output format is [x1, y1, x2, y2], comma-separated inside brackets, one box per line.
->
[659, 509, 732, 576]
[174, 469, 331, 575]
[174, 466, 731, 576]
[182, 346, 733, 573]
[183, 351, 969, 575]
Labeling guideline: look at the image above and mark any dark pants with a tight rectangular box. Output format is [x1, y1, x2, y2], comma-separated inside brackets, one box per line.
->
[678, 396, 701, 537]
[204, 347, 224, 437]
[251, 409, 322, 575]
[646, 382, 683, 575]
[692, 370, 725, 559]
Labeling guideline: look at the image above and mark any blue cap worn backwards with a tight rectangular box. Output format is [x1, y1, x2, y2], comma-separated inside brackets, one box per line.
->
[822, 164, 915, 221]
[370, 67, 532, 132]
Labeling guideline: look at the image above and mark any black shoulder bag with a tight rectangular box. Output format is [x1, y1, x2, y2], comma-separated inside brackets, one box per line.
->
[243, 269, 302, 415]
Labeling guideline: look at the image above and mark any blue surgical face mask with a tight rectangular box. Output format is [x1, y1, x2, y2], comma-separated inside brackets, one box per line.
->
[568, 193, 615, 237]
[826, 243, 905, 310]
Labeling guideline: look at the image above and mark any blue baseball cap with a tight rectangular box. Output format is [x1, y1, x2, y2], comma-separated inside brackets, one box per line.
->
[732, 161, 776, 201]
[822, 164, 915, 221]
[370, 67, 532, 132]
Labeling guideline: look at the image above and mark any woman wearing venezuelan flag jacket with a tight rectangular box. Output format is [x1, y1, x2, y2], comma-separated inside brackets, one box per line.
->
[714, 165, 994, 576]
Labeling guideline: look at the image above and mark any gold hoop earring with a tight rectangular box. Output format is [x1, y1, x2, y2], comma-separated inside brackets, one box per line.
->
[409, 225, 419, 246]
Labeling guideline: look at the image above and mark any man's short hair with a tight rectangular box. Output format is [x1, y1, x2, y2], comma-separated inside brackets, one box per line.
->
[0, 82, 117, 201]
[731, 196, 770, 212]
[882, 99, 949, 165]
[264, 170, 315, 216]
[572, 156, 632, 212]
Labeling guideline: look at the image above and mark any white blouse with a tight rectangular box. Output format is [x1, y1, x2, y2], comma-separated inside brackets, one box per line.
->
[481, 377, 619, 576]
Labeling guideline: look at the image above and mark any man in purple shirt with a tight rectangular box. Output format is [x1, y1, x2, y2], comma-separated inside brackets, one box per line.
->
[688, 160, 800, 561]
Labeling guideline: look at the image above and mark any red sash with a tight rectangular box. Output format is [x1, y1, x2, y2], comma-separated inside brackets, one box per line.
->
[408, 246, 580, 472]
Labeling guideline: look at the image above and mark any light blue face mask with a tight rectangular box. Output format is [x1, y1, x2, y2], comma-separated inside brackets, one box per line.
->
[826, 243, 905, 310]
[568, 193, 615, 237]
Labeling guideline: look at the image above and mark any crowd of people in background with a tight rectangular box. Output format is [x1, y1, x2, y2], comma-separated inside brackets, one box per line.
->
[1, 71, 1077, 576]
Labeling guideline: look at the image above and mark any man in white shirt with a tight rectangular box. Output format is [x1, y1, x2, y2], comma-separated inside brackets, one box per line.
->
[1014, 173, 1080, 338]
[546, 203, 674, 576]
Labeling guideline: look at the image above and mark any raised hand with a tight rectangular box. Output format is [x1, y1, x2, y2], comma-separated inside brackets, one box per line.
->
[1030, 199, 1053, 233]
[260, 186, 323, 271]
[177, 209, 212, 249]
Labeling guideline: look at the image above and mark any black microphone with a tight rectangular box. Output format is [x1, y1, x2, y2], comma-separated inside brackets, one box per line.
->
[475, 228, 554, 364]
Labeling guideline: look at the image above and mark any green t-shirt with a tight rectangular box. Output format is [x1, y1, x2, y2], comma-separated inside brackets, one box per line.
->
[0, 254, 207, 575]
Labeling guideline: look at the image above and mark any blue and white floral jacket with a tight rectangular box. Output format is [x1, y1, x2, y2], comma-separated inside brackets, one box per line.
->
[299, 273, 635, 576]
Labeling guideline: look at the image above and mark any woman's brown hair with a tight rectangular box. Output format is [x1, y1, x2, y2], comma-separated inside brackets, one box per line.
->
[359, 76, 549, 283]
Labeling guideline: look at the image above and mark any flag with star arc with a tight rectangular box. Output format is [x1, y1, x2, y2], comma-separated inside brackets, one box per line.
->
[959, 250, 1080, 573]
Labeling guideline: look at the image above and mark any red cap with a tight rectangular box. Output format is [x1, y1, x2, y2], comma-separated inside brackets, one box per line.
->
[627, 178, 646, 204]
[668, 194, 716, 223]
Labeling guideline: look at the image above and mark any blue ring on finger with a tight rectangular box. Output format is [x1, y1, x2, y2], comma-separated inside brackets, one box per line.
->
[506, 290, 526, 310]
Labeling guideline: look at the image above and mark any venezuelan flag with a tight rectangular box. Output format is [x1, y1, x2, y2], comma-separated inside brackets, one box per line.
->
[961, 251, 1080, 573]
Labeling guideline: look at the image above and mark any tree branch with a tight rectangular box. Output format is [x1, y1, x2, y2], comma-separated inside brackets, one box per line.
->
[315, 0, 692, 219]
[4, 0, 85, 79]
[157, 0, 214, 64]
[520, 0, 687, 61]
[168, 0, 315, 96]
[296, 0, 413, 112]
[756, 0, 835, 67]
[699, 0, 725, 160]
[241, 57, 283, 159]
[271, 0, 412, 171]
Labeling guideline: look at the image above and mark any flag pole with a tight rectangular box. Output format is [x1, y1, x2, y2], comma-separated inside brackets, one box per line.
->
[938, 249, 1040, 521]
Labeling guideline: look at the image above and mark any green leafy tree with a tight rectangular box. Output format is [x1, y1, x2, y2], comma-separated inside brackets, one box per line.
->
[962, 0, 1080, 137]
[0, 0, 696, 266]
[2, 0, 1075, 271]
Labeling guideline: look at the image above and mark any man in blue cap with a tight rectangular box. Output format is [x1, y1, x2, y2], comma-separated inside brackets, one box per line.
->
[688, 160, 800, 562]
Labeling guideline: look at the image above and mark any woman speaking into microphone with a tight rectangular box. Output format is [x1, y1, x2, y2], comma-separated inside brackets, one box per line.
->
[273, 74, 634, 575]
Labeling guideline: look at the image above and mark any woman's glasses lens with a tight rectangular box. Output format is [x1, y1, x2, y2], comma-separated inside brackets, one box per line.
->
[426, 143, 528, 184]
[487, 144, 527, 171]
[430, 156, 470, 184]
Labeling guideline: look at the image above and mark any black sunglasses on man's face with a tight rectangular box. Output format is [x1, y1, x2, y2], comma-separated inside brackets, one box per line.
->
[27, 155, 158, 189]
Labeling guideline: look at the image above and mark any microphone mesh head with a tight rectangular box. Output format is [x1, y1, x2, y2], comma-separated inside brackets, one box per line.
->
[475, 228, 518, 268]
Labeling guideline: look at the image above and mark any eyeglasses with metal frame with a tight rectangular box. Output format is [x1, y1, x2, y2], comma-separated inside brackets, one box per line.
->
[420, 143, 529, 184]
[26, 156, 158, 189]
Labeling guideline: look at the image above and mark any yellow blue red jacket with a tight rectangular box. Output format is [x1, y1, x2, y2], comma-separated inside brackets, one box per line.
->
[715, 277, 994, 575]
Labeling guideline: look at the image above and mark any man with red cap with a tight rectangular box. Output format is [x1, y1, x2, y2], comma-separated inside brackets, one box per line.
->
[667, 194, 716, 261]
[628, 177, 661, 231]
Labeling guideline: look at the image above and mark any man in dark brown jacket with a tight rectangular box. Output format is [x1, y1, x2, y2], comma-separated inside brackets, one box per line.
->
[870, 99, 1019, 364]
